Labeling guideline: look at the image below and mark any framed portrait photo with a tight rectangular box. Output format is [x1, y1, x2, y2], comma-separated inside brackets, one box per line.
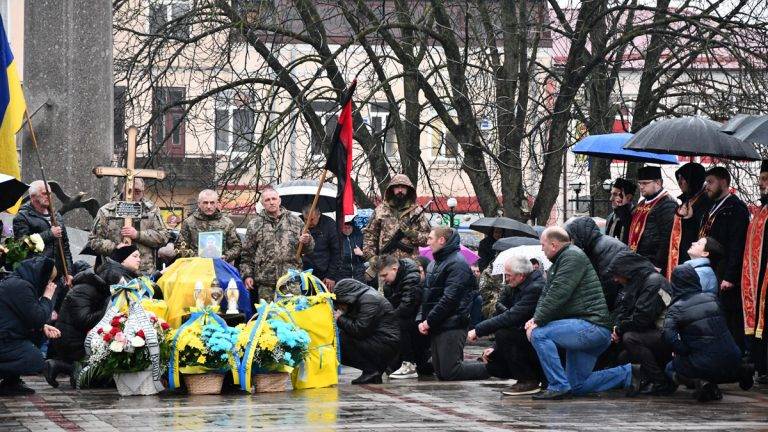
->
[198, 231, 224, 259]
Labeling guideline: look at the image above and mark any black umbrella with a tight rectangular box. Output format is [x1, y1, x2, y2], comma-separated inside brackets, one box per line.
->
[0, 174, 29, 212]
[624, 116, 761, 161]
[492, 236, 541, 252]
[275, 179, 337, 213]
[721, 114, 768, 146]
[469, 217, 538, 239]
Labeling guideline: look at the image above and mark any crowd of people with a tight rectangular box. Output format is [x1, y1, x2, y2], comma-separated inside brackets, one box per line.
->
[0, 161, 766, 403]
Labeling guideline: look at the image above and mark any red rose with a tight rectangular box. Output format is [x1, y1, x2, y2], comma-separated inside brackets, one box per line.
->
[110, 327, 119, 336]
[103, 333, 113, 342]
[137, 329, 145, 338]
[97, 328, 104, 334]
[161, 322, 170, 330]
[150, 316, 157, 323]
[111, 318, 121, 327]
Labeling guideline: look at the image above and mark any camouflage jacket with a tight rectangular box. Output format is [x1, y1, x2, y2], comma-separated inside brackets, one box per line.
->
[478, 267, 505, 319]
[86, 199, 169, 273]
[178, 209, 242, 262]
[362, 201, 431, 261]
[239, 208, 315, 285]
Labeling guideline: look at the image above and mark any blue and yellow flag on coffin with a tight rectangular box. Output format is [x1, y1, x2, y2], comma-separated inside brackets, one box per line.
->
[0, 19, 27, 214]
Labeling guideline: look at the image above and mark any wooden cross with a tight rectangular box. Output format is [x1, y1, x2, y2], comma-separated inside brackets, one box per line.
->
[92, 126, 166, 245]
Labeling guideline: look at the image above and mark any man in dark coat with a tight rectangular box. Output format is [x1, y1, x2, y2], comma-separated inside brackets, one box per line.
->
[418, 227, 489, 381]
[0, 257, 60, 395]
[664, 264, 754, 402]
[699, 167, 749, 350]
[477, 228, 504, 272]
[334, 278, 400, 384]
[468, 255, 544, 395]
[606, 251, 673, 395]
[605, 178, 636, 244]
[338, 220, 365, 282]
[566, 216, 629, 312]
[628, 166, 677, 274]
[377, 255, 428, 379]
[666, 163, 712, 277]
[302, 207, 341, 290]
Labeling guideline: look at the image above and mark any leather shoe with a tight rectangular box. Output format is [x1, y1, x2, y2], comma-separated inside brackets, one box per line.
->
[531, 389, 572, 400]
[352, 371, 383, 385]
[44, 359, 73, 389]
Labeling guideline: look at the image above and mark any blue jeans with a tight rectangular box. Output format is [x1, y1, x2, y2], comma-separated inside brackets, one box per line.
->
[531, 319, 632, 394]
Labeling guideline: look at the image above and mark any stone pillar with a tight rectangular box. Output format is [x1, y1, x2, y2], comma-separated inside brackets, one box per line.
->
[22, 0, 113, 229]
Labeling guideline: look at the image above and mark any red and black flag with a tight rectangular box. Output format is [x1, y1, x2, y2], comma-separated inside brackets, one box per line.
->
[325, 80, 356, 227]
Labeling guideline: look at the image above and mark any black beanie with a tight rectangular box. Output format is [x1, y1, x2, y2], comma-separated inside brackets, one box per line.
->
[110, 244, 138, 264]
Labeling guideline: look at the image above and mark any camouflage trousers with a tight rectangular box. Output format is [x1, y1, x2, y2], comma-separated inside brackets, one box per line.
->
[254, 280, 301, 302]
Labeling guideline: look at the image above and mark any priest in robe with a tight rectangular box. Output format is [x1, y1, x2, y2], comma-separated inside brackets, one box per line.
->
[666, 162, 712, 279]
[627, 166, 677, 274]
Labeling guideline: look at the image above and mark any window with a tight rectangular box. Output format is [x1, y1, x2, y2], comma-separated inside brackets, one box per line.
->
[431, 120, 459, 158]
[368, 102, 397, 157]
[310, 101, 337, 159]
[149, 0, 191, 38]
[114, 86, 127, 155]
[153, 87, 186, 157]
[215, 91, 255, 154]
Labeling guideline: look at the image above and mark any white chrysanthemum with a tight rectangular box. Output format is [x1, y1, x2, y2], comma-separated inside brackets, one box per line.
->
[131, 336, 146, 348]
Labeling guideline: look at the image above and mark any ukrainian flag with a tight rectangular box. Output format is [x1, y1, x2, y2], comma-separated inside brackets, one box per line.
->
[0, 19, 27, 214]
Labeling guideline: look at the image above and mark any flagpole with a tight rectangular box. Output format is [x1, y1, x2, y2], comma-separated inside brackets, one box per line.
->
[296, 168, 329, 261]
[22, 108, 70, 283]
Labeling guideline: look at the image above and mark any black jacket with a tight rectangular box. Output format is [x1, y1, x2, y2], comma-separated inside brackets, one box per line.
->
[635, 192, 677, 273]
[338, 229, 365, 281]
[477, 236, 496, 272]
[474, 270, 544, 337]
[566, 217, 629, 310]
[334, 279, 399, 347]
[663, 264, 741, 370]
[12, 203, 73, 274]
[674, 163, 712, 263]
[0, 257, 54, 341]
[302, 214, 341, 281]
[605, 203, 632, 244]
[422, 231, 476, 332]
[52, 259, 138, 362]
[605, 251, 669, 335]
[382, 258, 422, 320]
[701, 194, 749, 284]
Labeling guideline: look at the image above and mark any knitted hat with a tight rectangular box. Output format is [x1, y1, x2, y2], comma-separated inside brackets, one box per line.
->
[110, 244, 138, 264]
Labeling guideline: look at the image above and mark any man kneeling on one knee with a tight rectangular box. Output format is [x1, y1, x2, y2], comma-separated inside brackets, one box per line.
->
[525, 227, 641, 400]
[468, 255, 545, 395]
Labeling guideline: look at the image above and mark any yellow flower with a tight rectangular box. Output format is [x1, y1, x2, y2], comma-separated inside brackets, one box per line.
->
[197, 355, 206, 364]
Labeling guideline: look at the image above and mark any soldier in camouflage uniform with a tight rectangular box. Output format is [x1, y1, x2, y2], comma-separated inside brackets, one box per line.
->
[478, 267, 505, 319]
[239, 187, 314, 301]
[87, 178, 169, 273]
[363, 174, 431, 268]
[178, 189, 242, 263]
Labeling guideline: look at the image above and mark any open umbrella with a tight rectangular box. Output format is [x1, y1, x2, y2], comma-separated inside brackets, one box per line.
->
[469, 217, 538, 239]
[0, 174, 28, 212]
[419, 245, 479, 266]
[624, 116, 760, 161]
[492, 236, 541, 252]
[492, 245, 551, 276]
[572, 133, 679, 164]
[721, 114, 768, 146]
[275, 179, 337, 213]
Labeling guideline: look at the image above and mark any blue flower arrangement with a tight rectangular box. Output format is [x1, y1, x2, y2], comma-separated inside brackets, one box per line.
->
[201, 323, 241, 363]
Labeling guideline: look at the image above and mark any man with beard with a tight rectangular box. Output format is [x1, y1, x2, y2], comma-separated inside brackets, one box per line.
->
[666, 163, 712, 279]
[743, 161, 768, 382]
[605, 178, 636, 244]
[699, 167, 749, 350]
[627, 167, 677, 274]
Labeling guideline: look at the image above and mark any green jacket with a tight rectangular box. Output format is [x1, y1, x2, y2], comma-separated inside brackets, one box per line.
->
[534, 244, 611, 329]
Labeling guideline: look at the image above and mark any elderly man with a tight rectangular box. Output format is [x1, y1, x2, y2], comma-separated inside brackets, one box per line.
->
[301, 206, 340, 289]
[87, 178, 168, 273]
[178, 189, 242, 263]
[13, 180, 73, 287]
[526, 227, 638, 400]
[628, 167, 677, 274]
[468, 255, 545, 396]
[240, 187, 313, 301]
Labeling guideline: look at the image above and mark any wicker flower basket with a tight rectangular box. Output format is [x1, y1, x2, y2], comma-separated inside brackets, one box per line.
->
[253, 372, 290, 393]
[114, 370, 163, 396]
[183, 373, 224, 395]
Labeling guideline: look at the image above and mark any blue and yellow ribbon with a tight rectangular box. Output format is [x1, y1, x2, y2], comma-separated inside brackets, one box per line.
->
[109, 276, 155, 311]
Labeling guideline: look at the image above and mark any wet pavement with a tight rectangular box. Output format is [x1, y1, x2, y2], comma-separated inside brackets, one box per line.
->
[2, 345, 768, 431]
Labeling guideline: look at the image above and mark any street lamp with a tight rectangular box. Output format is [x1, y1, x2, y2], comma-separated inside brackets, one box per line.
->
[569, 182, 584, 216]
[447, 197, 458, 228]
[602, 178, 614, 192]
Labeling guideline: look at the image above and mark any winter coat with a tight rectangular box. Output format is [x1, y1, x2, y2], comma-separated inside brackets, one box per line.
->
[0, 257, 55, 341]
[566, 216, 629, 310]
[701, 194, 749, 285]
[686, 257, 718, 294]
[474, 270, 544, 337]
[605, 203, 632, 244]
[178, 209, 242, 262]
[534, 244, 611, 329]
[302, 214, 341, 281]
[382, 258, 422, 320]
[663, 264, 741, 371]
[422, 231, 477, 333]
[334, 279, 399, 348]
[338, 229, 365, 281]
[477, 236, 496, 272]
[605, 251, 670, 335]
[634, 191, 678, 273]
[12, 203, 73, 274]
[51, 259, 138, 362]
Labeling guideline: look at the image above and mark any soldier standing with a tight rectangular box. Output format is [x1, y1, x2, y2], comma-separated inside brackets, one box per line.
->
[178, 189, 242, 263]
[86, 178, 169, 273]
[239, 186, 313, 301]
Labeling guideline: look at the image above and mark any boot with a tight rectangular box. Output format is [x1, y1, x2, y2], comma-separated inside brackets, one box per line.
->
[351, 370, 383, 385]
[43, 359, 73, 389]
[0, 377, 35, 396]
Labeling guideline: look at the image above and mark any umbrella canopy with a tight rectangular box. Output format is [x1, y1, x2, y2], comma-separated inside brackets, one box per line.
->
[0, 174, 29, 212]
[469, 217, 538, 239]
[492, 236, 541, 252]
[419, 245, 479, 266]
[492, 245, 551, 276]
[721, 114, 768, 146]
[275, 179, 337, 213]
[624, 116, 760, 161]
[572, 133, 679, 164]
